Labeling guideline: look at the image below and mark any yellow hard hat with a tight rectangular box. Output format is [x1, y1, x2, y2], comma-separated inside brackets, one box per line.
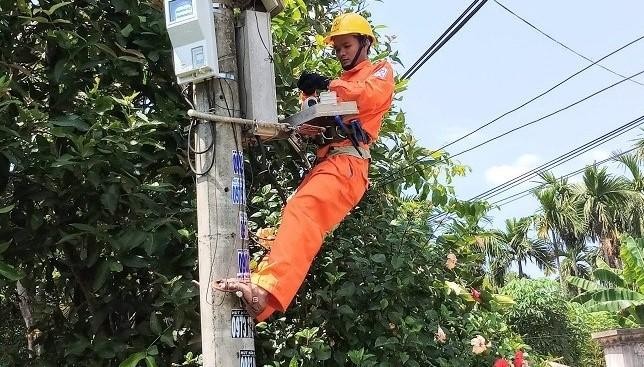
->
[323, 13, 376, 45]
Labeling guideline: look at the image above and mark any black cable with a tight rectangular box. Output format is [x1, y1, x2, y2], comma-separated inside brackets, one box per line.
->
[469, 114, 644, 202]
[451, 68, 644, 159]
[187, 121, 217, 175]
[375, 34, 644, 187]
[253, 0, 274, 63]
[376, 64, 644, 187]
[402, 0, 488, 80]
[493, 0, 644, 87]
[187, 119, 215, 154]
[490, 146, 639, 206]
[426, 118, 644, 222]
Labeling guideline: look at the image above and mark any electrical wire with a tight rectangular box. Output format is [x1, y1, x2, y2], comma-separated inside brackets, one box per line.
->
[253, 0, 274, 63]
[490, 146, 640, 207]
[427, 117, 644, 223]
[375, 34, 644, 187]
[469, 114, 644, 202]
[402, 0, 489, 80]
[493, 0, 644, 87]
[376, 64, 644, 188]
[450, 68, 644, 159]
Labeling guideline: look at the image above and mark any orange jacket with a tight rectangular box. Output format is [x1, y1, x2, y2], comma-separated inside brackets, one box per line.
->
[329, 59, 395, 141]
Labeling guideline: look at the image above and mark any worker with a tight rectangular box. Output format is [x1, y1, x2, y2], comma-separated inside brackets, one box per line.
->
[213, 12, 395, 321]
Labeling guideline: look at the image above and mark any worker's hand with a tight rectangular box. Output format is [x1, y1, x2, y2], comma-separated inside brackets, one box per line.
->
[297, 72, 330, 95]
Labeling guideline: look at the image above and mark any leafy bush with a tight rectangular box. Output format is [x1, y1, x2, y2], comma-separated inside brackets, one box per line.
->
[0, 0, 545, 366]
[255, 198, 532, 366]
[567, 236, 644, 326]
[502, 279, 587, 366]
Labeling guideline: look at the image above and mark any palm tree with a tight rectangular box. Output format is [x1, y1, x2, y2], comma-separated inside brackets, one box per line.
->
[487, 217, 554, 286]
[533, 172, 586, 287]
[559, 241, 595, 295]
[579, 166, 640, 268]
[615, 152, 644, 237]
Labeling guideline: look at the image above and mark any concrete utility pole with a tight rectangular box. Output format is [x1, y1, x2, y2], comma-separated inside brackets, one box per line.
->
[194, 2, 255, 366]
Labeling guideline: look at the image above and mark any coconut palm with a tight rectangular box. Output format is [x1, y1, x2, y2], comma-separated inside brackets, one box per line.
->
[487, 217, 554, 286]
[533, 172, 586, 286]
[579, 166, 640, 267]
[614, 152, 644, 237]
[559, 241, 594, 280]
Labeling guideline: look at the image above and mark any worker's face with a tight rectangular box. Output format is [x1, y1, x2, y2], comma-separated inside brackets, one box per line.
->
[333, 34, 369, 69]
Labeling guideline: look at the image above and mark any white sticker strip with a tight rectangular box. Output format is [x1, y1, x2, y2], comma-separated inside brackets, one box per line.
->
[232, 177, 244, 205]
[232, 150, 244, 176]
[239, 350, 256, 367]
[239, 212, 249, 241]
[237, 249, 250, 282]
[231, 309, 253, 339]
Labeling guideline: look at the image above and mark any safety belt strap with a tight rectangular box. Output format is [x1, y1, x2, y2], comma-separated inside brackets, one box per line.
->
[327, 145, 371, 159]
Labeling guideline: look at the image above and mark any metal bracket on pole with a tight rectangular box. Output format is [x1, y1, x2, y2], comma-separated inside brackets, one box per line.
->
[188, 109, 314, 142]
[188, 109, 290, 131]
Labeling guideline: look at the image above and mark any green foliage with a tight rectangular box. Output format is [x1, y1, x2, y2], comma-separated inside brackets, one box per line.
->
[567, 237, 644, 325]
[482, 216, 554, 288]
[566, 304, 611, 367]
[502, 279, 588, 366]
[621, 236, 644, 292]
[0, 0, 545, 366]
[255, 196, 530, 366]
[1, 0, 198, 364]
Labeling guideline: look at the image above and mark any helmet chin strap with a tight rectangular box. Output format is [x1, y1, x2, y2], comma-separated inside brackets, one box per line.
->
[343, 38, 368, 71]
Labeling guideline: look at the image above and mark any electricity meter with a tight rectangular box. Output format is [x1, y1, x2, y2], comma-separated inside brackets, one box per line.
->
[164, 0, 219, 84]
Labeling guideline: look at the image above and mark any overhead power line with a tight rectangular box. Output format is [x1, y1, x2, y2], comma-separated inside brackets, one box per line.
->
[469, 114, 644, 202]
[449, 68, 644, 159]
[493, 0, 644, 87]
[402, 0, 489, 80]
[491, 146, 640, 207]
[427, 115, 644, 222]
[377, 61, 644, 187]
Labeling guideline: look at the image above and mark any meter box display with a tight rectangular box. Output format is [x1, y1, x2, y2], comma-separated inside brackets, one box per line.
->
[164, 0, 219, 84]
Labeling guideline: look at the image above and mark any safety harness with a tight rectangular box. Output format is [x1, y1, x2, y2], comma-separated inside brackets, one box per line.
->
[314, 116, 371, 159]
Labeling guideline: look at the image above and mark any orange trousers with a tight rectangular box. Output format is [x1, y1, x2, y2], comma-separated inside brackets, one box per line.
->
[251, 153, 369, 321]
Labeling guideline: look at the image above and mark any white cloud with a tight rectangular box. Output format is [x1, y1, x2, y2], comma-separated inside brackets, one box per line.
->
[485, 154, 541, 185]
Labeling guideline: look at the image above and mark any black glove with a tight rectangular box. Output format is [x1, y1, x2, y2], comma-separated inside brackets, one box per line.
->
[297, 72, 330, 95]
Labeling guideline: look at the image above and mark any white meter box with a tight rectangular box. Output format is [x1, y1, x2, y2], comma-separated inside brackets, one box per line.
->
[164, 0, 219, 84]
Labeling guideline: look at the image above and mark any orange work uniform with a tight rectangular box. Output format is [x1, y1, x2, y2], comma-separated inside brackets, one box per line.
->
[252, 59, 395, 320]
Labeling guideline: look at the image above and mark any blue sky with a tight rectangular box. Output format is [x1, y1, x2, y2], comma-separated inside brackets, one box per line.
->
[369, 0, 644, 275]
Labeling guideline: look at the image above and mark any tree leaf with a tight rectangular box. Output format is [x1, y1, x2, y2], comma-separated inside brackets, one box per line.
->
[150, 313, 162, 335]
[621, 236, 644, 291]
[0, 241, 10, 254]
[144, 356, 157, 367]
[117, 230, 147, 251]
[92, 260, 110, 291]
[101, 185, 120, 214]
[122, 255, 148, 268]
[50, 114, 89, 131]
[95, 43, 117, 58]
[0, 204, 15, 214]
[118, 55, 145, 64]
[44, 1, 72, 16]
[567, 276, 602, 292]
[0, 261, 25, 281]
[593, 268, 626, 288]
[582, 288, 644, 311]
[370, 253, 386, 263]
[120, 24, 134, 37]
[119, 352, 146, 367]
